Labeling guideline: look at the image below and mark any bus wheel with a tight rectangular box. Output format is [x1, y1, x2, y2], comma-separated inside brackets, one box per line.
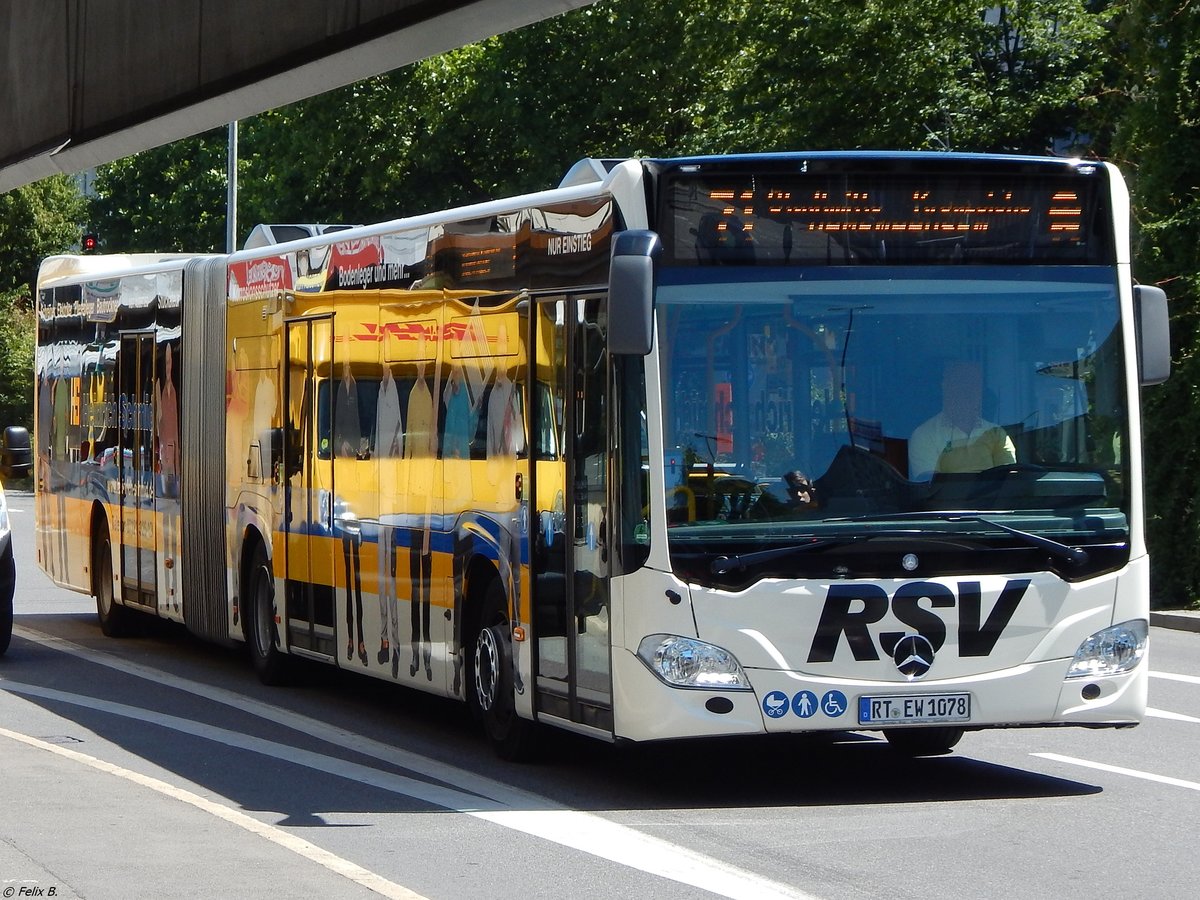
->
[93, 524, 129, 637]
[245, 543, 289, 685]
[883, 726, 964, 756]
[471, 579, 535, 761]
[0, 542, 14, 655]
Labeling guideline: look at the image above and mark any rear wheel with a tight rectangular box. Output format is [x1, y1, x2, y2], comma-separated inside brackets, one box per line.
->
[93, 524, 130, 637]
[245, 542, 290, 685]
[0, 543, 14, 655]
[470, 578, 535, 761]
[883, 726, 964, 756]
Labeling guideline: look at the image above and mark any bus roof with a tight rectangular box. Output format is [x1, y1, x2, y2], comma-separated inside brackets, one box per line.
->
[644, 150, 1102, 174]
[37, 253, 207, 289]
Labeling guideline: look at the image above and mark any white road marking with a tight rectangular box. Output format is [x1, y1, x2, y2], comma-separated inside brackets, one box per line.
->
[1147, 707, 1200, 725]
[1033, 752, 1200, 792]
[1150, 670, 1200, 686]
[7, 626, 816, 900]
[0, 723, 427, 900]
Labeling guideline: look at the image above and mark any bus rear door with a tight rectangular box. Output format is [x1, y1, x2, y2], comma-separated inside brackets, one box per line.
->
[117, 332, 157, 608]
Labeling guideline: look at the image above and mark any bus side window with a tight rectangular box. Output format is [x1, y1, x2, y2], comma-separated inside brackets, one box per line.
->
[533, 382, 558, 460]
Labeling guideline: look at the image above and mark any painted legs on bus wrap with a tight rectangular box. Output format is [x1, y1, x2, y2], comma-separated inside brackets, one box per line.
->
[342, 526, 366, 666]
[161, 482, 180, 613]
[410, 537, 432, 680]
[450, 530, 473, 696]
[377, 525, 400, 671]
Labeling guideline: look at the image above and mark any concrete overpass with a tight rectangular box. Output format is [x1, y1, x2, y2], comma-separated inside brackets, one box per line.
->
[0, 0, 594, 192]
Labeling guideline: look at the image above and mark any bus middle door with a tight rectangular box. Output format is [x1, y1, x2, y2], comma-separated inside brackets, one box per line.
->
[282, 316, 337, 658]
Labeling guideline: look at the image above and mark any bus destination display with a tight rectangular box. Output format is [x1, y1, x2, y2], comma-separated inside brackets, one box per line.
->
[663, 170, 1110, 265]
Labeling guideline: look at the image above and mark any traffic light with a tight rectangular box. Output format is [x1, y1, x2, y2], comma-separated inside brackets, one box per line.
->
[82, 232, 99, 252]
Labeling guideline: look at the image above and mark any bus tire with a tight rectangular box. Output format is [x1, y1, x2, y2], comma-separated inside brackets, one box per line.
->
[245, 542, 290, 685]
[93, 523, 130, 638]
[0, 542, 14, 655]
[883, 726, 964, 756]
[470, 578, 535, 761]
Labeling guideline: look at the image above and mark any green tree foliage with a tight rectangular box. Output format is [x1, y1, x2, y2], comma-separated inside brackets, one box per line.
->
[89, 131, 229, 252]
[0, 175, 85, 431]
[0, 175, 87, 293]
[711, 0, 1114, 154]
[240, 75, 420, 226]
[0, 296, 35, 433]
[1112, 1, 1200, 606]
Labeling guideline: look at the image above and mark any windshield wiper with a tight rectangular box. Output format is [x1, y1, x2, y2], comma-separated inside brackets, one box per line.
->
[828, 510, 1090, 567]
[711, 539, 837, 575]
[974, 516, 1089, 566]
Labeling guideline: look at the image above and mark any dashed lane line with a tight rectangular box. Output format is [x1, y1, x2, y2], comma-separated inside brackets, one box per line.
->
[1146, 707, 1200, 725]
[1150, 671, 1200, 686]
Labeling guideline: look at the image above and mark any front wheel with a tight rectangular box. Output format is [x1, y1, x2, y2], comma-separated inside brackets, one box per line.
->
[0, 543, 14, 655]
[244, 543, 290, 685]
[883, 726, 964, 756]
[470, 578, 535, 761]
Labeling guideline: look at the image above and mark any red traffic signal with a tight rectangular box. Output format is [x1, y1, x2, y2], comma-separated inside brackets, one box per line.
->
[82, 233, 99, 252]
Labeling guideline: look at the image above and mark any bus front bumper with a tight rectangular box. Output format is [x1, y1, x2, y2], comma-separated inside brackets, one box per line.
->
[610, 647, 1147, 743]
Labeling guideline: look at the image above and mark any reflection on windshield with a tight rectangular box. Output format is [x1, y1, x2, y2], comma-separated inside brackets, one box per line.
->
[657, 266, 1128, 540]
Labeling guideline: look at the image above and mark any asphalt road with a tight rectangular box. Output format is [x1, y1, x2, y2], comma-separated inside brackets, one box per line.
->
[2, 490, 1198, 900]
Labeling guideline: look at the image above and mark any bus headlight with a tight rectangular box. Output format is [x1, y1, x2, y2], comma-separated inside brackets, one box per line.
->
[637, 634, 751, 690]
[1066, 619, 1148, 679]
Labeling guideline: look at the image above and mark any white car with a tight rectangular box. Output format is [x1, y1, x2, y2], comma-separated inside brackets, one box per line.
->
[1, 426, 32, 656]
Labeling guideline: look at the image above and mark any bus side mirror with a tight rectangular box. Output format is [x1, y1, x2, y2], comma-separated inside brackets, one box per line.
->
[1, 426, 32, 479]
[1134, 284, 1170, 386]
[608, 230, 660, 356]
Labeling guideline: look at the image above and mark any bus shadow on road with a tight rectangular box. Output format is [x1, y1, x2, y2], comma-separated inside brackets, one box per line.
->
[515, 728, 1105, 809]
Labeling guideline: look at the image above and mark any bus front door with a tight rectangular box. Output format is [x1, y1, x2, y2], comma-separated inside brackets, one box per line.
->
[283, 317, 337, 658]
[532, 296, 613, 733]
[117, 332, 157, 608]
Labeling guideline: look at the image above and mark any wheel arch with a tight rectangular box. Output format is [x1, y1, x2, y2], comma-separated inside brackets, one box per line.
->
[89, 501, 114, 594]
[454, 512, 515, 650]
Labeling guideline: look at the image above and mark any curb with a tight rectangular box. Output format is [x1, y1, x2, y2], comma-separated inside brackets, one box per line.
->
[1151, 610, 1200, 634]
[1147, 614, 1200, 633]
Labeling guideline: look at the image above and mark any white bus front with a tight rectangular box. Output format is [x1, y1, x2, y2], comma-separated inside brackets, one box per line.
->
[613, 153, 1167, 754]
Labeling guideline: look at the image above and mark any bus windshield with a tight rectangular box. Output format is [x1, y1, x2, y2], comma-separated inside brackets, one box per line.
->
[656, 265, 1129, 583]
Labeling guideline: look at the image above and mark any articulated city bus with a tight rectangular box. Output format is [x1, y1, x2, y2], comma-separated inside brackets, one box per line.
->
[32, 152, 1170, 757]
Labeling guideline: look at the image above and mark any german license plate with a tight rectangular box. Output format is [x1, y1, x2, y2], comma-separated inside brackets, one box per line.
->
[858, 693, 971, 726]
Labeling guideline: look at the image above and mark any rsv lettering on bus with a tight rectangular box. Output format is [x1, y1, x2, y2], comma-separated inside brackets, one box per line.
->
[806, 579, 1031, 662]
